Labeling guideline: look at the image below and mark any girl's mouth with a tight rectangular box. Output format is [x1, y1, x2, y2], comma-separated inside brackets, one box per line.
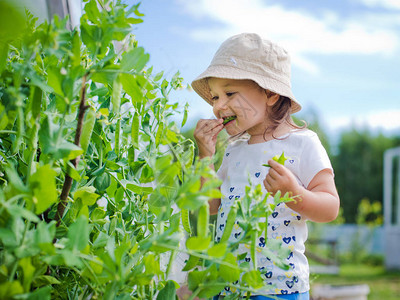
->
[222, 115, 237, 126]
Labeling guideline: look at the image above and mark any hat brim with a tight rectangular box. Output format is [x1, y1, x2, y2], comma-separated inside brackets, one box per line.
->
[192, 65, 302, 114]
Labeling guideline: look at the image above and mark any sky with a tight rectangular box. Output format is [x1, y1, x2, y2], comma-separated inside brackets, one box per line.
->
[130, 0, 400, 138]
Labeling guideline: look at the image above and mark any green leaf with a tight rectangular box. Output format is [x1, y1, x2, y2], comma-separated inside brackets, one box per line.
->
[47, 67, 64, 96]
[67, 215, 90, 252]
[120, 47, 150, 72]
[39, 116, 83, 160]
[29, 164, 58, 215]
[94, 172, 111, 192]
[7, 205, 40, 223]
[0, 103, 8, 130]
[34, 222, 56, 246]
[185, 236, 211, 251]
[65, 161, 81, 181]
[242, 270, 264, 289]
[73, 186, 100, 206]
[188, 269, 207, 291]
[126, 183, 153, 195]
[219, 253, 240, 283]
[25, 285, 52, 299]
[4, 163, 28, 193]
[207, 243, 227, 258]
[0, 1, 25, 42]
[0, 42, 8, 74]
[85, 0, 101, 25]
[91, 207, 107, 224]
[0, 281, 24, 299]
[121, 74, 144, 106]
[153, 71, 164, 82]
[32, 275, 61, 288]
[19, 257, 35, 292]
[182, 255, 200, 272]
[92, 231, 109, 249]
[156, 280, 176, 300]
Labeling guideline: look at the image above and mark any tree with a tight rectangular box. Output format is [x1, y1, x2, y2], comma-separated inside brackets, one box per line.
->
[332, 128, 399, 223]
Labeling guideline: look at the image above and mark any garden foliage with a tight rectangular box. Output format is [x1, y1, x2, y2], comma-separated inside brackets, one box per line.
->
[0, 1, 293, 298]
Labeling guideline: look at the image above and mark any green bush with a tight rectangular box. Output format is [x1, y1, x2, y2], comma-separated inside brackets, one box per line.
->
[0, 1, 294, 299]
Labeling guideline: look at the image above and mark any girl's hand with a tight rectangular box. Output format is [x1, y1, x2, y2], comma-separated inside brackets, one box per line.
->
[264, 159, 340, 222]
[193, 118, 224, 159]
[263, 159, 300, 196]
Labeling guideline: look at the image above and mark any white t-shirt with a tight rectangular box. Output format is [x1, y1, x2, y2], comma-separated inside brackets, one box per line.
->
[215, 129, 332, 295]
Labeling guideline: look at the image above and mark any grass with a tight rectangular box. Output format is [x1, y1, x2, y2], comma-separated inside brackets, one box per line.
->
[310, 264, 400, 300]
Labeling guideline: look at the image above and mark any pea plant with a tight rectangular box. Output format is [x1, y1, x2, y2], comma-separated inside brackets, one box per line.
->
[0, 1, 295, 299]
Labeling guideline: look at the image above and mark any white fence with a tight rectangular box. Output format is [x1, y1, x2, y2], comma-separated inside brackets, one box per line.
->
[383, 146, 400, 269]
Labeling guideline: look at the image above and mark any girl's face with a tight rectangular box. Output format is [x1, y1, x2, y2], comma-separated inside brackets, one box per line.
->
[209, 78, 278, 137]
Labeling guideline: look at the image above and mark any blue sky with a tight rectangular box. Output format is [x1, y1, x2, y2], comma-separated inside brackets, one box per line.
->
[130, 0, 400, 137]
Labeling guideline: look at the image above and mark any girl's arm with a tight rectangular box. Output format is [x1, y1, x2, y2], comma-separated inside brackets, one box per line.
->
[194, 118, 224, 215]
[264, 159, 340, 223]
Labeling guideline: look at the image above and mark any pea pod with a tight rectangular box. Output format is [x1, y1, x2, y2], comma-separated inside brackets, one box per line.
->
[251, 232, 257, 270]
[109, 216, 117, 236]
[131, 112, 139, 149]
[197, 203, 209, 238]
[80, 107, 96, 153]
[181, 209, 192, 235]
[111, 76, 122, 114]
[262, 151, 288, 168]
[219, 204, 237, 243]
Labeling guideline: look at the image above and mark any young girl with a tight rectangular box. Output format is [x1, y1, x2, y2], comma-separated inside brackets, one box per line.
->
[192, 33, 340, 299]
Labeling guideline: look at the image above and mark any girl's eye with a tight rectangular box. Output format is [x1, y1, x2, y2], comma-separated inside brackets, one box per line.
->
[211, 96, 219, 101]
[226, 92, 236, 97]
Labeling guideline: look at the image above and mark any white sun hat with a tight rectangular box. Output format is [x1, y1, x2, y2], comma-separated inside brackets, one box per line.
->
[191, 33, 301, 113]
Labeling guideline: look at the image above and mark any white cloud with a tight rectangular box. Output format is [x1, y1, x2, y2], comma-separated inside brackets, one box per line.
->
[328, 110, 400, 131]
[176, 0, 400, 74]
[356, 0, 400, 10]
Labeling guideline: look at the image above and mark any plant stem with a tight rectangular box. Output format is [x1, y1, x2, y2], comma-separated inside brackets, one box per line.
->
[54, 74, 89, 230]
[187, 287, 200, 300]
[165, 250, 176, 279]
[106, 171, 132, 202]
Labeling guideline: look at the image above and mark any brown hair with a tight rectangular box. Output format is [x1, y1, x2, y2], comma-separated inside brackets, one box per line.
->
[265, 93, 306, 140]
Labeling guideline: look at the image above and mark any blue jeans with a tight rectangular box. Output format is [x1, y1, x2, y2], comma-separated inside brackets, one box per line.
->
[213, 291, 309, 300]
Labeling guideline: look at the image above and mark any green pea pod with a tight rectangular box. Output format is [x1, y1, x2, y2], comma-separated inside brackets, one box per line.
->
[262, 151, 288, 168]
[219, 205, 237, 243]
[131, 112, 139, 149]
[197, 203, 209, 238]
[251, 232, 257, 270]
[155, 121, 164, 147]
[81, 107, 96, 153]
[181, 209, 192, 235]
[111, 76, 122, 114]
[109, 216, 117, 236]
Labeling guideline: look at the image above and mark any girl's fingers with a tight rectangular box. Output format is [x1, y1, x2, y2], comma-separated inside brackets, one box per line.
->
[268, 159, 285, 175]
[196, 119, 222, 134]
[268, 168, 279, 180]
[264, 178, 273, 192]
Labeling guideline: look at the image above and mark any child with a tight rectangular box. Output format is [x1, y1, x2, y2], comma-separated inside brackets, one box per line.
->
[191, 33, 340, 299]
